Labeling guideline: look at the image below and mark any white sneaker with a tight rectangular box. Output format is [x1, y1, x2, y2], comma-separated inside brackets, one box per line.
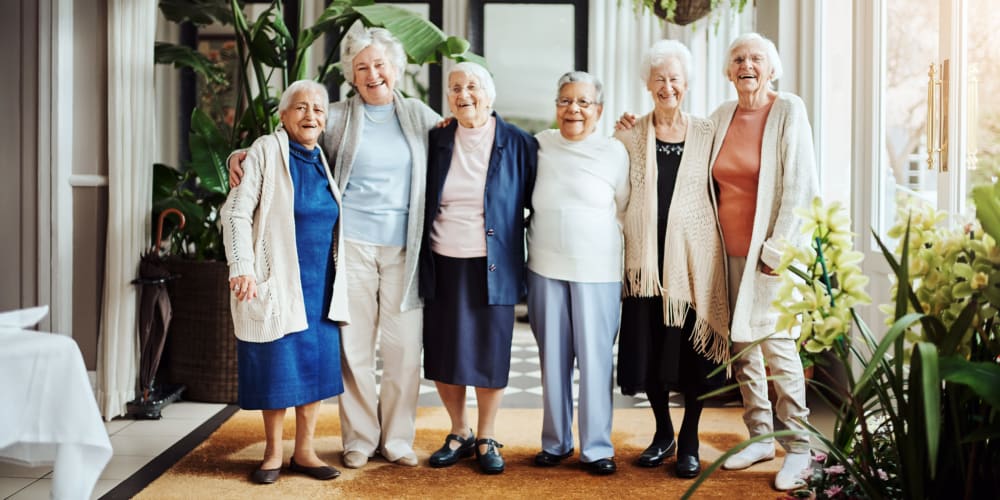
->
[722, 441, 775, 470]
[774, 452, 811, 490]
[342, 450, 369, 469]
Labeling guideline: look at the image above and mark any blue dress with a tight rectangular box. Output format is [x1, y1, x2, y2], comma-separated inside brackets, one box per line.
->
[237, 140, 344, 410]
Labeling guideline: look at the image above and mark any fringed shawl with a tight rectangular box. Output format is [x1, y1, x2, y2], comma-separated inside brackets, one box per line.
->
[615, 113, 731, 365]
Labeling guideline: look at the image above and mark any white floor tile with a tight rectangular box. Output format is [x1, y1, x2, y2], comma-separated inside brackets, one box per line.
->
[108, 434, 181, 458]
[158, 402, 226, 420]
[0, 477, 36, 498]
[89, 479, 121, 499]
[6, 478, 50, 500]
[0, 461, 51, 479]
[114, 418, 203, 438]
[97, 455, 149, 480]
[103, 419, 133, 436]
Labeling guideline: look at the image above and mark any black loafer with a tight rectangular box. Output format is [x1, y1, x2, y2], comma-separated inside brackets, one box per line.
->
[637, 439, 676, 467]
[288, 457, 341, 480]
[429, 430, 476, 468]
[250, 466, 281, 484]
[675, 453, 701, 478]
[475, 438, 505, 474]
[583, 457, 617, 475]
[533, 448, 574, 467]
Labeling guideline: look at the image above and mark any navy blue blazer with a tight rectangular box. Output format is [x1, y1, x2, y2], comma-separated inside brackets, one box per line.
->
[419, 112, 539, 305]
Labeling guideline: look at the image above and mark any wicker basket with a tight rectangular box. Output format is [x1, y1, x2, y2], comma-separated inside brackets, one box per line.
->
[161, 258, 238, 403]
[653, 0, 713, 26]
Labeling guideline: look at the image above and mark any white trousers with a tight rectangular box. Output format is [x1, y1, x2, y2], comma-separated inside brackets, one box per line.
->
[527, 270, 622, 463]
[338, 241, 423, 461]
[728, 256, 810, 453]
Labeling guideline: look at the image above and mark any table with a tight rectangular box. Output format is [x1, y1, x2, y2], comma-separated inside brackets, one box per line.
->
[0, 326, 113, 499]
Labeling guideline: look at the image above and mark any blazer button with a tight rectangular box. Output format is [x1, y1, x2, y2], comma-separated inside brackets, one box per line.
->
[486, 228, 495, 236]
[488, 264, 497, 272]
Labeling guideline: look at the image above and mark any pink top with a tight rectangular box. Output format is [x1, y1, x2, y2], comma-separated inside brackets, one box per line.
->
[713, 100, 774, 257]
[430, 117, 496, 257]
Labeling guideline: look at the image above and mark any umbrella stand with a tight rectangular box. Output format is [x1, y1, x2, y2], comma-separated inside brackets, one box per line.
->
[126, 208, 188, 419]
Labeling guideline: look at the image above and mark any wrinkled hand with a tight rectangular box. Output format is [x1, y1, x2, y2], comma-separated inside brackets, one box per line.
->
[615, 112, 637, 131]
[435, 117, 454, 129]
[229, 275, 258, 302]
[228, 151, 248, 189]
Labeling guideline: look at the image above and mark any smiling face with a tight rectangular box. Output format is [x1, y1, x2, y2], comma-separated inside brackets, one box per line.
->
[555, 82, 602, 142]
[647, 57, 687, 113]
[727, 40, 774, 96]
[279, 88, 327, 148]
[447, 71, 492, 128]
[352, 44, 397, 105]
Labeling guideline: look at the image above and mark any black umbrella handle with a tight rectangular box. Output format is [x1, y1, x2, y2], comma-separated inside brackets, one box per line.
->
[131, 275, 181, 285]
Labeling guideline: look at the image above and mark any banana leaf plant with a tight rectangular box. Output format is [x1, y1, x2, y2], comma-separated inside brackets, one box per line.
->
[153, 0, 485, 260]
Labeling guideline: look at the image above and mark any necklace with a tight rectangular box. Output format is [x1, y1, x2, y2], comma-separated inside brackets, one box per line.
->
[363, 106, 393, 124]
[456, 125, 493, 153]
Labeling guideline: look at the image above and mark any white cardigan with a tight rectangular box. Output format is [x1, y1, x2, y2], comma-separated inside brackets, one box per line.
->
[709, 92, 818, 342]
[527, 129, 630, 283]
[221, 129, 350, 343]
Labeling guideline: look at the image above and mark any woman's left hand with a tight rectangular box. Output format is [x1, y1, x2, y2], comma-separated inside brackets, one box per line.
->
[229, 275, 258, 302]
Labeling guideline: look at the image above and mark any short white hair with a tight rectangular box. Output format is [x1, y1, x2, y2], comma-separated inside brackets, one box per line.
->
[556, 71, 604, 105]
[341, 27, 407, 86]
[448, 62, 497, 106]
[724, 32, 784, 84]
[278, 80, 329, 113]
[641, 40, 693, 84]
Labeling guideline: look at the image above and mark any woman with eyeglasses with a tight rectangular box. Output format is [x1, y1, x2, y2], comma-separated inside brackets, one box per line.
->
[419, 62, 538, 475]
[526, 71, 630, 476]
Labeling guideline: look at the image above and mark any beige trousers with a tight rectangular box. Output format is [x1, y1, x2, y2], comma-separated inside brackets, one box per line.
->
[728, 256, 811, 453]
[338, 241, 423, 461]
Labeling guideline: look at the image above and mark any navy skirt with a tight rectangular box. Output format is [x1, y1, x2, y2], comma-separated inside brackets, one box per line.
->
[422, 253, 515, 388]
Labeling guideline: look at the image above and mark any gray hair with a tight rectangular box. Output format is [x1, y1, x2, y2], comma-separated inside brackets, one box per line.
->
[724, 32, 783, 85]
[641, 40, 693, 84]
[448, 62, 497, 106]
[556, 71, 604, 105]
[341, 27, 407, 86]
[278, 80, 329, 113]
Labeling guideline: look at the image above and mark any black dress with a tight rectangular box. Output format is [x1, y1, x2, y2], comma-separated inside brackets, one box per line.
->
[617, 140, 724, 396]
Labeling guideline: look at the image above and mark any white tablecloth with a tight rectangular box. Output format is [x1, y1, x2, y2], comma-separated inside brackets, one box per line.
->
[0, 328, 113, 499]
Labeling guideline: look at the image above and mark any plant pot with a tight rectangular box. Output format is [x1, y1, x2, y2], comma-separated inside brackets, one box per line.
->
[161, 258, 238, 403]
[652, 0, 714, 26]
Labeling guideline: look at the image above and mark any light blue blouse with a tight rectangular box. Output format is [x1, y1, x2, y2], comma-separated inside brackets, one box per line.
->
[341, 103, 413, 247]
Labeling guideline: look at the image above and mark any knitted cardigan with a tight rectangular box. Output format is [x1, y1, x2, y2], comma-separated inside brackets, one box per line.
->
[324, 91, 442, 312]
[615, 113, 730, 364]
[221, 129, 350, 343]
[708, 92, 819, 342]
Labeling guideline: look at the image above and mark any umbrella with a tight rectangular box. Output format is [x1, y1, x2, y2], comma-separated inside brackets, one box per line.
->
[132, 208, 185, 404]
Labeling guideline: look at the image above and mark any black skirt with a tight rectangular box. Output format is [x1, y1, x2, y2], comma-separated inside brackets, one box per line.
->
[422, 253, 515, 388]
[617, 296, 723, 396]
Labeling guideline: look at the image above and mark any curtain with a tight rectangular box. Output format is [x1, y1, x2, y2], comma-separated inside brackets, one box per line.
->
[588, 1, 662, 136]
[97, 0, 156, 420]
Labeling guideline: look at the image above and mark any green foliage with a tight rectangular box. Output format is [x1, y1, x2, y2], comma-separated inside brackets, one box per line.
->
[153, 0, 483, 260]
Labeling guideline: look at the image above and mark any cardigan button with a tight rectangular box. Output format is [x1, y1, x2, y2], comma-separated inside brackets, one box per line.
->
[488, 264, 497, 272]
[486, 228, 495, 236]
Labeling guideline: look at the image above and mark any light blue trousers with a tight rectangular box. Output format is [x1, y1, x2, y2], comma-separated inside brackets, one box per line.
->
[526, 270, 622, 463]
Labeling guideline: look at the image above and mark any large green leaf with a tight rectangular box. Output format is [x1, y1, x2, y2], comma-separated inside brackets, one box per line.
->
[354, 4, 448, 64]
[188, 109, 230, 195]
[972, 182, 1000, 243]
[154, 42, 228, 85]
[939, 355, 1000, 408]
[853, 312, 924, 397]
[910, 341, 941, 479]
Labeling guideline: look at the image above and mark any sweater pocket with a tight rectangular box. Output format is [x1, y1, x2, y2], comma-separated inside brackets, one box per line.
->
[749, 271, 781, 329]
[234, 277, 278, 321]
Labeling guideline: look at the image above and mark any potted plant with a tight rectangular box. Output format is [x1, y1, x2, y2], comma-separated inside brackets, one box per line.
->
[152, 0, 483, 402]
[630, 0, 749, 26]
[685, 191, 1000, 499]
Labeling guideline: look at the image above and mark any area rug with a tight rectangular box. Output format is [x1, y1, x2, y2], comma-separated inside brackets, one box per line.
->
[136, 404, 784, 499]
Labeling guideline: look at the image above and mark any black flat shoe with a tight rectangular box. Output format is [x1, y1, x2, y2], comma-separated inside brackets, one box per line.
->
[250, 466, 281, 484]
[675, 453, 701, 478]
[637, 439, 676, 467]
[429, 430, 476, 468]
[475, 438, 505, 474]
[583, 457, 617, 475]
[534, 448, 575, 467]
[288, 457, 341, 480]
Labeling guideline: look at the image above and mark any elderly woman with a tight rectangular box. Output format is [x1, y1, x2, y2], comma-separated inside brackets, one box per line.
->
[222, 80, 348, 484]
[710, 33, 818, 491]
[613, 40, 730, 479]
[230, 28, 440, 469]
[527, 71, 629, 476]
[419, 62, 538, 475]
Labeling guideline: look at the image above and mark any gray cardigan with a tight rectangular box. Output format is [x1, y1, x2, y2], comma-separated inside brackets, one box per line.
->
[709, 92, 819, 342]
[324, 92, 441, 312]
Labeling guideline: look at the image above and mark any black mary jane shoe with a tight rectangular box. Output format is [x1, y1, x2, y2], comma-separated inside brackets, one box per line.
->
[675, 453, 701, 479]
[583, 457, 617, 475]
[533, 448, 575, 467]
[250, 466, 281, 484]
[475, 438, 505, 474]
[637, 439, 676, 467]
[429, 430, 476, 467]
[288, 457, 341, 480]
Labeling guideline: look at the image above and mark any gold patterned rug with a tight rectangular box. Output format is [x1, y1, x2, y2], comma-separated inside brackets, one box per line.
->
[136, 404, 783, 499]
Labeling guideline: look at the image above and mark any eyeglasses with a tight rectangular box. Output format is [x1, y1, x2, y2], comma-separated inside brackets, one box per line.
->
[555, 97, 596, 109]
[448, 84, 482, 95]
